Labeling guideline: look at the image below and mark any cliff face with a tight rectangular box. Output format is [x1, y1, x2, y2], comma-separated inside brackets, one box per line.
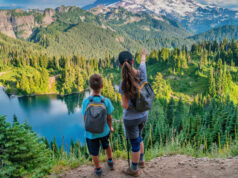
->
[42, 9, 56, 27]
[0, 11, 16, 38]
[11, 14, 36, 39]
[0, 9, 56, 39]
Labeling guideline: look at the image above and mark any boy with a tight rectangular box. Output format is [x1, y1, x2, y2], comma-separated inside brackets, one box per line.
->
[81, 74, 114, 176]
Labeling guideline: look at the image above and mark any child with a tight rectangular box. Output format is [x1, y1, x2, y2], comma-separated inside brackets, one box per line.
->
[81, 74, 114, 177]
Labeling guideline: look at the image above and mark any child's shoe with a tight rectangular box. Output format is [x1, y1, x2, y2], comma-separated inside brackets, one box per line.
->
[94, 168, 102, 177]
[139, 161, 145, 168]
[107, 159, 114, 170]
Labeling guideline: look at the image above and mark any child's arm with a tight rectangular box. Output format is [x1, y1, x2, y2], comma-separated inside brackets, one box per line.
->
[107, 114, 114, 133]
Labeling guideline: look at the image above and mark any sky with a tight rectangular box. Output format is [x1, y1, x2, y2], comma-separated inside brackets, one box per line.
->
[0, 0, 238, 10]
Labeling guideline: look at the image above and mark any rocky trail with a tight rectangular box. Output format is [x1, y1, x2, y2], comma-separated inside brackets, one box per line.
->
[59, 155, 238, 178]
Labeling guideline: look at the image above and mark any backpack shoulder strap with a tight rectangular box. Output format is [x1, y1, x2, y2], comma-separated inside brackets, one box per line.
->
[89, 96, 93, 102]
[101, 98, 105, 103]
[100, 96, 105, 103]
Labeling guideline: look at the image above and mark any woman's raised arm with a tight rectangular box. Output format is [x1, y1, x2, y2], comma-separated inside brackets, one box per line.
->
[141, 49, 147, 64]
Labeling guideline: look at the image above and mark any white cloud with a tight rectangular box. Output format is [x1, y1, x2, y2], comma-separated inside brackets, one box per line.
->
[1, 0, 97, 9]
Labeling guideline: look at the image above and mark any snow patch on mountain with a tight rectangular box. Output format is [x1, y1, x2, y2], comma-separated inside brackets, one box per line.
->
[108, 0, 209, 17]
[106, 0, 238, 33]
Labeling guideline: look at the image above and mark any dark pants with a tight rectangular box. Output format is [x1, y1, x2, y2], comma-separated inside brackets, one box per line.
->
[86, 134, 110, 156]
[124, 115, 148, 152]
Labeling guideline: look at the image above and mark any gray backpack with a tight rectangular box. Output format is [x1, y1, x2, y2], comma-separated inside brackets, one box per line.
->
[85, 96, 107, 134]
[133, 81, 155, 112]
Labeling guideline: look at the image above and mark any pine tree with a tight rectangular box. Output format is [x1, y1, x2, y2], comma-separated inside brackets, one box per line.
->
[135, 49, 142, 64]
[105, 50, 111, 68]
[20, 73, 30, 95]
[29, 76, 35, 94]
[174, 97, 184, 133]
[160, 48, 169, 63]
[117, 120, 125, 150]
[204, 49, 208, 65]
[76, 70, 85, 92]
[41, 68, 49, 92]
[0, 115, 11, 177]
[208, 68, 216, 97]
[153, 72, 172, 100]
[0, 115, 52, 177]
[199, 51, 204, 70]
[167, 97, 176, 127]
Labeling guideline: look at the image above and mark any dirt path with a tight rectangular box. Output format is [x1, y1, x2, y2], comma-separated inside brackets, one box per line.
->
[48, 74, 60, 90]
[59, 155, 238, 178]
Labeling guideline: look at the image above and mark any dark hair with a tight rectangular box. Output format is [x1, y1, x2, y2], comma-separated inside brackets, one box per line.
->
[118, 51, 138, 99]
[89, 74, 103, 92]
[118, 51, 133, 65]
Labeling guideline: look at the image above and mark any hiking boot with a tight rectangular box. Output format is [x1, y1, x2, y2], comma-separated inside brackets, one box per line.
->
[94, 168, 102, 177]
[108, 160, 114, 170]
[123, 167, 139, 177]
[139, 161, 145, 168]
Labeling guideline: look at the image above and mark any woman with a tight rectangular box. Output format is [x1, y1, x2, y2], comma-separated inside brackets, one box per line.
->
[118, 50, 148, 177]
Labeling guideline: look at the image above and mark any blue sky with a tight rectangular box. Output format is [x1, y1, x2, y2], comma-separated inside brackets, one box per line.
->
[0, 0, 238, 10]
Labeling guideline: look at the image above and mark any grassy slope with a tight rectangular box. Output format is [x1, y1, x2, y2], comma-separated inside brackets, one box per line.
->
[147, 59, 238, 103]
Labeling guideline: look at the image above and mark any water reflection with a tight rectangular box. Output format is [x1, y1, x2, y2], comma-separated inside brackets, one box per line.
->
[18, 95, 51, 113]
[57, 93, 84, 115]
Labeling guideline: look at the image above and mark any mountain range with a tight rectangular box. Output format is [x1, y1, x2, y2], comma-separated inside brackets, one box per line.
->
[85, 0, 238, 34]
[0, 0, 237, 58]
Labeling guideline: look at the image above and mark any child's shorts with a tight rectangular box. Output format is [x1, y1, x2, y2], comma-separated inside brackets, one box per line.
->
[86, 134, 110, 156]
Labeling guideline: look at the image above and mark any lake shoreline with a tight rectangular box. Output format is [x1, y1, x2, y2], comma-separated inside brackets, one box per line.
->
[0, 86, 90, 98]
[0, 87, 87, 150]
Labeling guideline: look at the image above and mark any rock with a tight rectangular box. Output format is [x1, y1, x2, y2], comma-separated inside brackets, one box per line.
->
[178, 162, 185, 166]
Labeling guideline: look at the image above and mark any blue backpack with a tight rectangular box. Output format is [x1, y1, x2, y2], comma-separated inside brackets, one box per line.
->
[85, 96, 107, 134]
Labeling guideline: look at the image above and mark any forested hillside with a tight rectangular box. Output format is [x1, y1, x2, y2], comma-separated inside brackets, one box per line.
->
[1, 2, 238, 177]
[1, 6, 238, 59]
[29, 7, 192, 58]
[1, 34, 238, 102]
[1, 12, 238, 174]
[189, 25, 238, 42]
[1, 37, 238, 177]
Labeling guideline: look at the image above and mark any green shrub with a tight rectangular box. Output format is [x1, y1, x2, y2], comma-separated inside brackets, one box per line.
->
[0, 115, 53, 177]
[231, 142, 238, 156]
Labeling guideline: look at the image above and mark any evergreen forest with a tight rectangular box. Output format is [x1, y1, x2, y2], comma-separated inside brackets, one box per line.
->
[1, 33, 238, 177]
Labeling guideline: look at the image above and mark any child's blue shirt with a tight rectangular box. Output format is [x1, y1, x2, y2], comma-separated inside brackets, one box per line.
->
[81, 95, 114, 139]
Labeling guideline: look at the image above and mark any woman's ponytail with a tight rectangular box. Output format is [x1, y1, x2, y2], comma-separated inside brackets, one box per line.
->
[122, 61, 139, 99]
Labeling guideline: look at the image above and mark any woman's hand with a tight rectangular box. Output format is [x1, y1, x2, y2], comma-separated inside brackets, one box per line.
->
[141, 49, 147, 64]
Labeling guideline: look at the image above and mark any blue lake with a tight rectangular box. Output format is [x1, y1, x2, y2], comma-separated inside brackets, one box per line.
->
[0, 87, 91, 147]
